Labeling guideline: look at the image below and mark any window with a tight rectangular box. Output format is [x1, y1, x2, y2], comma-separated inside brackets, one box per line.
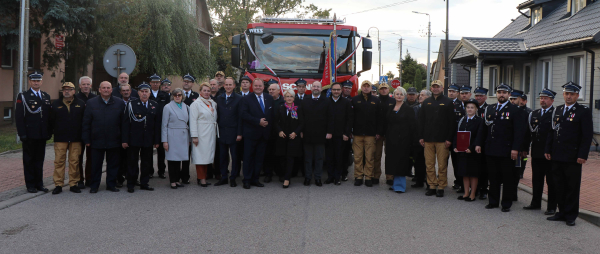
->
[1, 38, 13, 68]
[489, 66, 498, 96]
[568, 55, 585, 97]
[504, 65, 514, 87]
[523, 64, 532, 94]
[3, 107, 11, 120]
[541, 59, 552, 89]
[571, 0, 586, 15]
[187, 0, 197, 15]
[531, 7, 542, 26]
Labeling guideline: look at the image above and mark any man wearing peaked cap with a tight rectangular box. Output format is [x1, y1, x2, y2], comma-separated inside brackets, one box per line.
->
[182, 73, 199, 106]
[340, 80, 354, 180]
[295, 78, 308, 103]
[341, 80, 353, 100]
[545, 82, 593, 226]
[121, 82, 162, 193]
[15, 71, 52, 193]
[374, 82, 392, 184]
[479, 82, 527, 212]
[161, 78, 172, 95]
[238, 76, 252, 97]
[351, 80, 382, 187]
[148, 74, 170, 179]
[449, 84, 467, 192]
[512, 89, 532, 195]
[473, 86, 489, 199]
[406, 87, 419, 107]
[523, 88, 557, 214]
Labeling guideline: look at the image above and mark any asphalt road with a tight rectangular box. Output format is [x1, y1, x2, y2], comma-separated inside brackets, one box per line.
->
[1, 154, 599, 253]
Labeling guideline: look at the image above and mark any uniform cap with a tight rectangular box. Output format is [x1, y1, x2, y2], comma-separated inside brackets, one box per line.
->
[510, 89, 524, 99]
[341, 80, 353, 88]
[538, 88, 557, 99]
[407, 87, 418, 95]
[562, 81, 582, 93]
[448, 83, 460, 91]
[464, 98, 479, 108]
[182, 73, 196, 82]
[496, 83, 513, 92]
[28, 71, 43, 81]
[474, 86, 488, 95]
[294, 78, 307, 86]
[266, 79, 279, 85]
[161, 78, 172, 85]
[138, 82, 151, 90]
[240, 76, 252, 82]
[149, 73, 161, 82]
[459, 85, 472, 93]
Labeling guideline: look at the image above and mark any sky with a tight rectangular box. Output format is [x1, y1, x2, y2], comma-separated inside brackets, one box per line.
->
[306, 0, 524, 82]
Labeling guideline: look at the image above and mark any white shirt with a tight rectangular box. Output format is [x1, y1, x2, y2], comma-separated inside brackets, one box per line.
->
[467, 115, 474, 122]
[298, 94, 305, 100]
[241, 91, 249, 97]
[496, 101, 509, 111]
[312, 95, 320, 100]
[152, 90, 159, 98]
[255, 93, 265, 107]
[184, 90, 191, 98]
[541, 106, 552, 116]
[332, 96, 339, 102]
[30, 88, 41, 99]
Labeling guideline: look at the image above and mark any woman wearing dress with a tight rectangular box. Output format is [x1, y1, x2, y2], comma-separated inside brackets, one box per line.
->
[190, 83, 218, 187]
[275, 89, 304, 188]
[161, 88, 190, 189]
[453, 98, 484, 201]
[385, 87, 418, 193]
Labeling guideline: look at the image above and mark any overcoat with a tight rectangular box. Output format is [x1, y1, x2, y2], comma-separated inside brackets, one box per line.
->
[384, 103, 417, 176]
[189, 98, 218, 165]
[161, 101, 191, 161]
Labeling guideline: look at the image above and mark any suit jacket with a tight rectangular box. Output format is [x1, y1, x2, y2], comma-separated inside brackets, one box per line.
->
[453, 115, 484, 152]
[241, 93, 274, 140]
[183, 90, 199, 106]
[478, 102, 527, 157]
[275, 104, 304, 157]
[82, 96, 125, 149]
[330, 97, 353, 137]
[295, 93, 307, 104]
[301, 95, 334, 144]
[150, 90, 170, 109]
[545, 102, 593, 162]
[527, 106, 554, 159]
[216, 93, 243, 144]
[453, 98, 465, 123]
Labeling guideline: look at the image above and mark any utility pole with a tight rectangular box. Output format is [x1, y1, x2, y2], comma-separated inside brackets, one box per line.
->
[399, 38, 402, 83]
[444, 0, 450, 96]
[413, 11, 431, 90]
[14, 0, 30, 128]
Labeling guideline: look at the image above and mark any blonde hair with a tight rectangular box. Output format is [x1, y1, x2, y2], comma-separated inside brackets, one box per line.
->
[394, 87, 407, 100]
[283, 89, 296, 98]
[198, 82, 211, 92]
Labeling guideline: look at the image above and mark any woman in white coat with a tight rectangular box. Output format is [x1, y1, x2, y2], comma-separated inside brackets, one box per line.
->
[190, 83, 218, 187]
[162, 88, 190, 189]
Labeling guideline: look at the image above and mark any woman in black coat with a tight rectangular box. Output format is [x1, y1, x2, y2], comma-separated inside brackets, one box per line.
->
[385, 87, 418, 193]
[453, 98, 484, 201]
[275, 89, 304, 188]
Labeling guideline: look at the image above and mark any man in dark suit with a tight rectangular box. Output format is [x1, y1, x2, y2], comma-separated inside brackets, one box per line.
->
[449, 84, 465, 193]
[264, 80, 285, 183]
[182, 73, 199, 106]
[523, 88, 557, 215]
[240, 78, 274, 189]
[545, 82, 593, 226]
[325, 83, 353, 185]
[301, 81, 334, 186]
[111, 72, 139, 99]
[340, 80, 354, 181]
[15, 71, 52, 193]
[149, 73, 170, 179]
[121, 82, 161, 193]
[474, 86, 489, 200]
[479, 83, 527, 212]
[75, 76, 96, 189]
[215, 77, 243, 187]
[235, 76, 252, 176]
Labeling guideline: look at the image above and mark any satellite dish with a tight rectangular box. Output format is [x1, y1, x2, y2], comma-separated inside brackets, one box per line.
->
[103, 43, 136, 78]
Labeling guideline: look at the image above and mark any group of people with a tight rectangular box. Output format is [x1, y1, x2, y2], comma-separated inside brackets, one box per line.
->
[15, 68, 593, 226]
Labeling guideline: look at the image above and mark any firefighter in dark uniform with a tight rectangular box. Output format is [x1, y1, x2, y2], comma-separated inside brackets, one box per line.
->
[545, 82, 593, 226]
[523, 88, 557, 215]
[479, 83, 527, 212]
[182, 73, 199, 106]
[15, 71, 52, 193]
[474, 86, 489, 200]
[509, 89, 532, 202]
[148, 73, 170, 179]
[294, 78, 308, 103]
[122, 82, 162, 193]
[341, 80, 353, 181]
[449, 84, 465, 192]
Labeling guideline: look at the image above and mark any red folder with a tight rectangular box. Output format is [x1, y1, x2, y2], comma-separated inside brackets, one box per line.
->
[456, 131, 471, 152]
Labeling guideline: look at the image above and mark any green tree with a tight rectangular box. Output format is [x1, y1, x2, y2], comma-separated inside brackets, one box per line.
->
[398, 52, 426, 91]
[386, 70, 395, 81]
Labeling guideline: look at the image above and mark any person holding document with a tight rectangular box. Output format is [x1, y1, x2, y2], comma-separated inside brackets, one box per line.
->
[453, 99, 484, 201]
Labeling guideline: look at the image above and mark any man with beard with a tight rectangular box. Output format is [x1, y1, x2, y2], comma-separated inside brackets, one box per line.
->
[473, 86, 489, 200]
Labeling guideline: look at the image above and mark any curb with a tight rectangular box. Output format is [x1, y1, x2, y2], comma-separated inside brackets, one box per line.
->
[518, 183, 600, 227]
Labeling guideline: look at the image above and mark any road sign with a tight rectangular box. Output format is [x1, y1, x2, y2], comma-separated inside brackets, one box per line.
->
[391, 79, 401, 88]
[379, 76, 388, 84]
[103, 43, 137, 78]
[55, 35, 64, 50]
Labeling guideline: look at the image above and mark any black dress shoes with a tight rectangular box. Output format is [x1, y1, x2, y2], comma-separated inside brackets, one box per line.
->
[411, 182, 424, 188]
[523, 205, 541, 210]
[464, 197, 475, 202]
[501, 207, 511, 212]
[107, 187, 120, 192]
[171, 185, 177, 189]
[425, 189, 437, 196]
[127, 188, 134, 193]
[176, 183, 185, 188]
[69, 186, 81, 193]
[230, 181, 237, 187]
[354, 179, 363, 186]
[36, 186, 49, 193]
[544, 209, 556, 215]
[182, 180, 190, 184]
[315, 180, 322, 187]
[140, 186, 154, 191]
[457, 195, 465, 200]
[485, 204, 499, 209]
[342, 175, 348, 181]
[158, 174, 166, 179]
[77, 182, 86, 190]
[52, 186, 62, 195]
[451, 184, 460, 190]
[251, 182, 264, 187]
[116, 182, 124, 188]
[566, 220, 576, 226]
[547, 215, 566, 221]
[435, 190, 444, 197]
[90, 188, 98, 193]
[135, 181, 141, 186]
[372, 179, 379, 185]
[478, 192, 488, 200]
[243, 182, 251, 189]
[264, 176, 272, 183]
[365, 180, 373, 187]
[386, 180, 393, 186]
[304, 179, 311, 186]
[214, 179, 229, 186]
[324, 178, 334, 184]
[149, 175, 154, 179]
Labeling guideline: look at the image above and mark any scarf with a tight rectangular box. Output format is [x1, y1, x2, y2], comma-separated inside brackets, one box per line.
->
[285, 103, 298, 119]
[200, 97, 214, 113]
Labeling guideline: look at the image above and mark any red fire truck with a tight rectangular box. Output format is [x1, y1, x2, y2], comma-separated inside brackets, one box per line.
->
[231, 17, 373, 96]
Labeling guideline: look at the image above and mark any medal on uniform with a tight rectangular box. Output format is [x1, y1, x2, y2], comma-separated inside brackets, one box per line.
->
[506, 112, 509, 120]
[137, 102, 140, 105]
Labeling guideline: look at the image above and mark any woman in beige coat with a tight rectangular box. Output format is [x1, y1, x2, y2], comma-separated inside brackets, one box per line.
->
[190, 83, 218, 187]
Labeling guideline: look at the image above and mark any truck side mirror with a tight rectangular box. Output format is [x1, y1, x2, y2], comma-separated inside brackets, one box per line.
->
[362, 50, 372, 71]
[232, 34, 241, 46]
[362, 37, 372, 49]
[231, 48, 240, 69]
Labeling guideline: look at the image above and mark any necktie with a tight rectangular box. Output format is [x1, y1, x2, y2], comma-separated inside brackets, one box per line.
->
[258, 95, 265, 113]
[37, 91, 41, 100]
[226, 96, 229, 105]
[542, 109, 546, 116]
[186, 92, 189, 98]
[313, 98, 318, 101]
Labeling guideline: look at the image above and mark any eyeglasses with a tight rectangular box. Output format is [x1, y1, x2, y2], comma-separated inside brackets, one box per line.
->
[174, 94, 183, 97]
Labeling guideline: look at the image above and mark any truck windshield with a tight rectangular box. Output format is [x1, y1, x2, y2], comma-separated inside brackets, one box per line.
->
[250, 34, 355, 75]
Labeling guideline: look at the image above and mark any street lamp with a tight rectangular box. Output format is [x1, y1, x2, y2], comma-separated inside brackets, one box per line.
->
[392, 32, 403, 84]
[366, 27, 381, 82]
[413, 11, 431, 90]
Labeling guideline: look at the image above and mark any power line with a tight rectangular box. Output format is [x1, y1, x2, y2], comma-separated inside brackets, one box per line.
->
[341, 0, 419, 16]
